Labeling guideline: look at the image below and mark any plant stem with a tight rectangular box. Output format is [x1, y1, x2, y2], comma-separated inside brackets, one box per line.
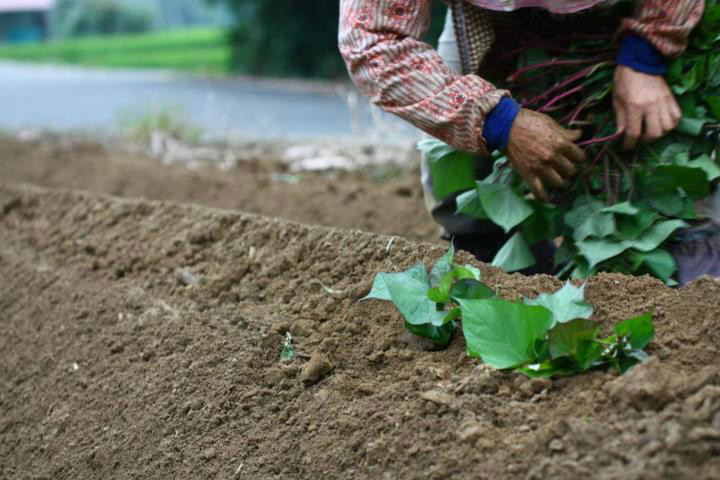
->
[507, 54, 612, 82]
[577, 131, 622, 147]
[524, 63, 605, 107]
[540, 84, 584, 112]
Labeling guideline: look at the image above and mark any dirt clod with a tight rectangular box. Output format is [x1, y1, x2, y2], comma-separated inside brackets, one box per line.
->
[607, 356, 675, 411]
[456, 421, 485, 443]
[420, 390, 453, 405]
[299, 354, 333, 386]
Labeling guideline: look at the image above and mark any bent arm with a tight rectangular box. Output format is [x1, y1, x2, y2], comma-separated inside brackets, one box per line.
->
[618, 0, 705, 69]
[338, 0, 509, 154]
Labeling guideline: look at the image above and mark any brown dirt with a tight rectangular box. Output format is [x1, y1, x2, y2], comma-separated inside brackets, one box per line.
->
[2, 182, 719, 480]
[0, 137, 437, 243]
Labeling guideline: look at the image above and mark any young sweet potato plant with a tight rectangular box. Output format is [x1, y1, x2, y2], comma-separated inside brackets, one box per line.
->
[365, 246, 653, 378]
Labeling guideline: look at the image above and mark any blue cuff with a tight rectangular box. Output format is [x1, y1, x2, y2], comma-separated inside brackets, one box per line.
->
[617, 34, 667, 75]
[482, 96, 520, 151]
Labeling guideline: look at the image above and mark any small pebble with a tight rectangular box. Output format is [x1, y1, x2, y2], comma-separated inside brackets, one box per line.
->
[202, 447, 217, 460]
[549, 439, 565, 452]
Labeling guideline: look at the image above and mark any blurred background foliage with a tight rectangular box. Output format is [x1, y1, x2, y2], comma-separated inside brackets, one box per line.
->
[210, 0, 447, 78]
[0, 0, 448, 79]
[51, 0, 229, 37]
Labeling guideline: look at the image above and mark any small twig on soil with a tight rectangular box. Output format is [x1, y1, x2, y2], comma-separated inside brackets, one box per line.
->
[386, 236, 397, 253]
[316, 280, 344, 297]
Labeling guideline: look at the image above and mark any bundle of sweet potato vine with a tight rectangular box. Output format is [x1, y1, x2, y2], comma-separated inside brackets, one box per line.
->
[421, 0, 720, 284]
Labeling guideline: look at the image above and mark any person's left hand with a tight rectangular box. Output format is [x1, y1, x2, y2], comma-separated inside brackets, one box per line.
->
[613, 65, 682, 150]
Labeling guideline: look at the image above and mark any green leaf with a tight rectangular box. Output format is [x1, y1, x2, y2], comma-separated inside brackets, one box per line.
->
[453, 264, 482, 281]
[450, 279, 494, 301]
[614, 312, 654, 349]
[404, 320, 455, 347]
[443, 308, 462, 324]
[570, 257, 595, 280]
[648, 191, 686, 216]
[525, 281, 594, 327]
[427, 271, 455, 304]
[602, 202, 640, 215]
[547, 318, 602, 370]
[430, 245, 455, 287]
[363, 273, 391, 301]
[521, 202, 559, 246]
[475, 182, 534, 233]
[616, 348, 648, 374]
[573, 210, 616, 242]
[630, 219, 688, 252]
[519, 359, 579, 378]
[565, 197, 603, 230]
[657, 142, 691, 163]
[688, 154, 720, 181]
[635, 249, 677, 283]
[418, 138, 477, 199]
[642, 165, 709, 200]
[577, 237, 633, 268]
[417, 138, 455, 160]
[491, 232, 536, 273]
[456, 189, 487, 219]
[280, 332, 295, 363]
[706, 95, 720, 120]
[364, 263, 447, 327]
[459, 298, 554, 369]
[677, 116, 708, 136]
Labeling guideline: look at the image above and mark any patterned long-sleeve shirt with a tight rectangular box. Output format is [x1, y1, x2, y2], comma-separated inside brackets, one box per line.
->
[338, 0, 705, 155]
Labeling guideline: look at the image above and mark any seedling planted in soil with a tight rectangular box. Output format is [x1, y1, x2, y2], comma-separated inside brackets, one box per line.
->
[364, 246, 653, 378]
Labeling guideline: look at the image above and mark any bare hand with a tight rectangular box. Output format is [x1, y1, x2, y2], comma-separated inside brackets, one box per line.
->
[613, 65, 682, 150]
[506, 108, 587, 203]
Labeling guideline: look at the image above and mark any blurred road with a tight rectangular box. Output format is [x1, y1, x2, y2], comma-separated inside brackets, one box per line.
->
[0, 62, 418, 144]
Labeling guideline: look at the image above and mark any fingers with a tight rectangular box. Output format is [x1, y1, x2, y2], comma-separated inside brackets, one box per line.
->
[563, 128, 582, 142]
[614, 97, 626, 135]
[553, 154, 577, 177]
[642, 108, 663, 144]
[642, 99, 683, 143]
[528, 177, 549, 204]
[623, 107, 643, 150]
[544, 169, 565, 188]
[669, 96, 682, 121]
[660, 105, 676, 133]
[562, 141, 587, 165]
[559, 128, 586, 165]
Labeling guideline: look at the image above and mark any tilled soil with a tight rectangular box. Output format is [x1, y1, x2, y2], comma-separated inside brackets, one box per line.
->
[0, 137, 437, 242]
[1, 183, 719, 480]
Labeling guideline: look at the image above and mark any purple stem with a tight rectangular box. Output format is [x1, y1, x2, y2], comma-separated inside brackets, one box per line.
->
[589, 142, 611, 169]
[539, 85, 584, 112]
[522, 66, 594, 107]
[508, 54, 612, 81]
[562, 96, 597, 125]
[577, 131, 623, 147]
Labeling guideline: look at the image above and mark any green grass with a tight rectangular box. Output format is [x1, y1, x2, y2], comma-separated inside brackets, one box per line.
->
[0, 27, 232, 74]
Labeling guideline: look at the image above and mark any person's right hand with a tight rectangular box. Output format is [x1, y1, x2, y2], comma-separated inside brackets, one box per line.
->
[506, 108, 587, 203]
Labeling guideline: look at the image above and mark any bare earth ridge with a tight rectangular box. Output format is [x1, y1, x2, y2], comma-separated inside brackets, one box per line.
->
[1, 182, 719, 479]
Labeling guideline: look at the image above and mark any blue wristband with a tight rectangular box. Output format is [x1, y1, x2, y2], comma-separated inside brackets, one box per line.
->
[617, 34, 667, 75]
[482, 96, 520, 151]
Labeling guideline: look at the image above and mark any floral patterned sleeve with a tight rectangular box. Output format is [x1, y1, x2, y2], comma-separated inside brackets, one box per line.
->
[338, 0, 508, 155]
[621, 0, 705, 57]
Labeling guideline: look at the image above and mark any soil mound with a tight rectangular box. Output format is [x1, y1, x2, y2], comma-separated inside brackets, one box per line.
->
[1, 183, 719, 479]
[0, 137, 436, 242]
